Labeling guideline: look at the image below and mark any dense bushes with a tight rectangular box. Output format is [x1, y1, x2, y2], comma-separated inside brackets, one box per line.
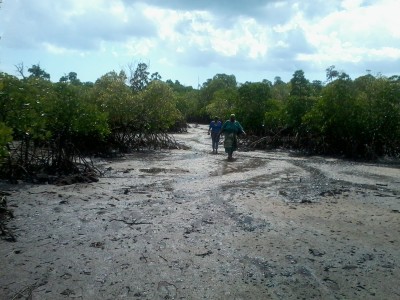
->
[0, 66, 184, 179]
[90, 72, 183, 151]
[301, 74, 400, 157]
[197, 69, 400, 158]
[0, 122, 12, 165]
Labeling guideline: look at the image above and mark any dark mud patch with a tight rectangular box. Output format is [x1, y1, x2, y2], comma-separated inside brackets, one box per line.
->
[238, 255, 327, 299]
[210, 157, 268, 176]
[139, 167, 189, 174]
[0, 192, 15, 242]
[230, 212, 270, 232]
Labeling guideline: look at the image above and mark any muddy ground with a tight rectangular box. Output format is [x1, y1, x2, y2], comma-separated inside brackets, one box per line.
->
[1, 124, 399, 300]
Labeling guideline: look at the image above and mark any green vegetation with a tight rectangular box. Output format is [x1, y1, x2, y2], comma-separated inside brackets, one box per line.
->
[0, 63, 185, 179]
[0, 122, 12, 165]
[194, 67, 400, 159]
[0, 63, 399, 180]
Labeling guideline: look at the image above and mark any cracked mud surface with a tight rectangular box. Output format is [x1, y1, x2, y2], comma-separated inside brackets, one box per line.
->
[1, 124, 399, 299]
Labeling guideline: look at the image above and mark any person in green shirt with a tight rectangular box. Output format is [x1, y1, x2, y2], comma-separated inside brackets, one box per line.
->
[219, 114, 246, 160]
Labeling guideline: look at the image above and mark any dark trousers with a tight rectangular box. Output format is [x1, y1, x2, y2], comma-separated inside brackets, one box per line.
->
[211, 132, 220, 150]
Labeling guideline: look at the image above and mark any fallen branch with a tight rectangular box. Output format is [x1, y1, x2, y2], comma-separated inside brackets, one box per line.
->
[109, 218, 152, 225]
[11, 283, 37, 300]
[159, 255, 168, 262]
[248, 128, 287, 149]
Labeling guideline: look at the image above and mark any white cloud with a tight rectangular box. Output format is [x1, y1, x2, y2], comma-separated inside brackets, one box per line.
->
[368, 47, 400, 60]
[341, 0, 364, 10]
[286, 0, 400, 72]
[124, 38, 157, 56]
[143, 7, 181, 41]
[1, 0, 399, 85]
[141, 6, 269, 61]
[43, 43, 74, 55]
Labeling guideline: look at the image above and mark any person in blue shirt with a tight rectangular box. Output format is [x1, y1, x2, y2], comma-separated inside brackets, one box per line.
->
[208, 116, 222, 154]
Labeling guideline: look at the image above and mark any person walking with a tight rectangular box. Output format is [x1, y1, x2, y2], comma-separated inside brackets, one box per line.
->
[208, 116, 222, 154]
[219, 114, 245, 160]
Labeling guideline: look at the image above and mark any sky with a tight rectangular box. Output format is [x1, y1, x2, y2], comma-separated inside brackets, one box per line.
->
[0, 0, 399, 87]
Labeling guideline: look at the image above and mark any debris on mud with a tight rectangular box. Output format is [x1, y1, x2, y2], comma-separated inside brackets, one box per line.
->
[54, 171, 99, 186]
[0, 192, 15, 242]
[25, 171, 100, 186]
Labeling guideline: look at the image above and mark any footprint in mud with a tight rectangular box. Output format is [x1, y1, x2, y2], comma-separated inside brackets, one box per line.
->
[140, 168, 167, 174]
[155, 281, 177, 299]
[231, 213, 269, 232]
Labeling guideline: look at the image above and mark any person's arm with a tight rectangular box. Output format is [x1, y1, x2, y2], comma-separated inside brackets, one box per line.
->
[240, 124, 246, 135]
[237, 121, 246, 136]
[218, 121, 226, 137]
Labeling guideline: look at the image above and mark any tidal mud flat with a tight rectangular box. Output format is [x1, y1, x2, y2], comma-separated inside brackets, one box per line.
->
[1, 125, 399, 299]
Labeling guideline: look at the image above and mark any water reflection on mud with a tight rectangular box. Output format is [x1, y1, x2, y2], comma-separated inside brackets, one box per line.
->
[210, 157, 268, 176]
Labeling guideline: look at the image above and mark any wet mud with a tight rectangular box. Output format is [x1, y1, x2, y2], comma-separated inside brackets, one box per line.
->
[1, 124, 399, 299]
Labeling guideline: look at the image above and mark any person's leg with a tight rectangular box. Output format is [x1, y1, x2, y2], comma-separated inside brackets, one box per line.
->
[212, 133, 219, 153]
[213, 138, 218, 152]
[224, 134, 233, 159]
[227, 149, 233, 159]
[215, 135, 220, 154]
[229, 135, 237, 159]
[211, 134, 216, 152]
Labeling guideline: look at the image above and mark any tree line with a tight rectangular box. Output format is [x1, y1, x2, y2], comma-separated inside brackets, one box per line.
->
[0, 63, 399, 179]
[0, 63, 185, 179]
[191, 67, 400, 158]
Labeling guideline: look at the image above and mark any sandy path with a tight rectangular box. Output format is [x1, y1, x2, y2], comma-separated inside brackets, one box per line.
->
[1, 124, 399, 299]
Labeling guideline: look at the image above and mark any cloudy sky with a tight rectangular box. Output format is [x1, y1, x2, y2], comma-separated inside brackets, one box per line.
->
[1, 0, 399, 87]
